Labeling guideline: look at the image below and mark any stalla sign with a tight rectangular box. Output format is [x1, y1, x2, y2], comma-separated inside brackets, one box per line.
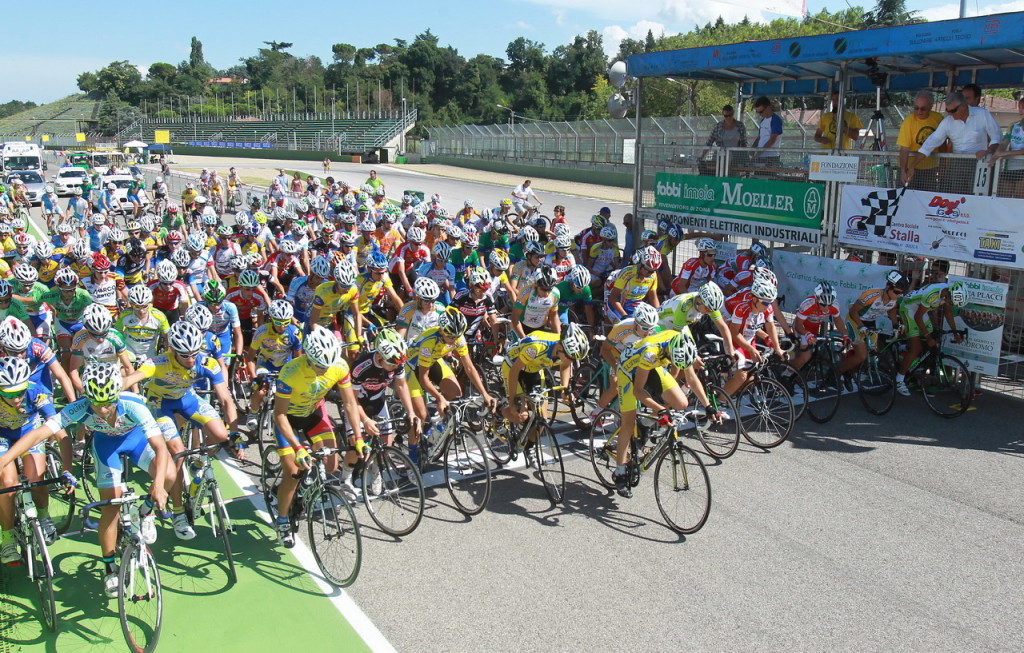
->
[808, 155, 860, 182]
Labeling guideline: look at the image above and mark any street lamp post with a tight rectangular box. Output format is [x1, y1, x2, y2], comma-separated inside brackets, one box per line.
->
[497, 104, 515, 159]
[401, 97, 407, 154]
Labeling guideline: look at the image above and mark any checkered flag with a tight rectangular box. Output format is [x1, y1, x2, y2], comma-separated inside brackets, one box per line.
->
[859, 185, 908, 236]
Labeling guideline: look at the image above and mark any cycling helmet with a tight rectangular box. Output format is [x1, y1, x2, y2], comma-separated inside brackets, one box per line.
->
[466, 266, 490, 288]
[433, 241, 452, 262]
[0, 223, 11, 235]
[106, 183, 115, 191]
[668, 330, 698, 369]
[216, 225, 234, 237]
[11, 219, 25, 232]
[171, 249, 191, 268]
[553, 235, 572, 250]
[167, 204, 179, 214]
[753, 267, 778, 287]
[195, 195, 208, 205]
[185, 303, 214, 331]
[310, 255, 332, 279]
[500, 198, 513, 207]
[268, 299, 294, 322]
[948, 281, 968, 307]
[445, 224, 464, 241]
[367, 250, 388, 270]
[90, 253, 111, 272]
[127, 284, 153, 307]
[462, 230, 479, 247]
[238, 269, 260, 288]
[590, 215, 608, 229]
[642, 246, 662, 271]
[277, 239, 299, 255]
[488, 249, 510, 271]
[559, 323, 590, 361]
[0, 317, 32, 354]
[600, 225, 618, 240]
[234, 213, 250, 228]
[340, 212, 357, 225]
[56, 223, 73, 235]
[666, 225, 682, 241]
[524, 241, 545, 257]
[640, 230, 657, 244]
[750, 242, 768, 258]
[244, 222, 260, 238]
[125, 238, 145, 259]
[168, 321, 204, 355]
[304, 326, 343, 368]
[82, 304, 112, 335]
[73, 187, 83, 196]
[696, 238, 718, 252]
[534, 265, 558, 290]
[12, 263, 37, 285]
[374, 328, 408, 366]
[333, 261, 357, 288]
[185, 233, 206, 252]
[166, 230, 183, 243]
[553, 223, 570, 238]
[750, 278, 778, 302]
[414, 276, 440, 301]
[81, 362, 123, 404]
[55, 267, 79, 288]
[140, 216, 156, 232]
[886, 270, 910, 293]
[230, 255, 250, 271]
[632, 302, 659, 329]
[698, 282, 725, 312]
[359, 218, 376, 232]
[186, 182, 195, 190]
[71, 240, 90, 260]
[338, 231, 357, 246]
[491, 218, 510, 235]
[754, 257, 773, 271]
[406, 226, 425, 243]
[0, 356, 30, 392]
[568, 265, 591, 289]
[814, 281, 836, 306]
[519, 226, 539, 242]
[33, 241, 54, 260]
[107, 228, 126, 243]
[0, 281, 10, 300]
[156, 259, 177, 283]
[155, 176, 163, 183]
[437, 308, 467, 338]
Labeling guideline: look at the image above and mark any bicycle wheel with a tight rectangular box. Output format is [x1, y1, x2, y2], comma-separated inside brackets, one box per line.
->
[43, 442, 76, 534]
[568, 362, 598, 429]
[691, 385, 740, 459]
[857, 350, 896, 416]
[118, 541, 163, 653]
[737, 377, 794, 449]
[483, 412, 513, 466]
[254, 402, 274, 459]
[804, 348, 841, 424]
[210, 486, 236, 584]
[29, 521, 56, 632]
[307, 487, 362, 587]
[588, 409, 620, 489]
[919, 353, 973, 418]
[231, 364, 252, 413]
[80, 439, 98, 504]
[260, 446, 283, 522]
[653, 442, 711, 534]
[533, 424, 565, 504]
[444, 430, 492, 516]
[769, 361, 807, 421]
[361, 446, 424, 536]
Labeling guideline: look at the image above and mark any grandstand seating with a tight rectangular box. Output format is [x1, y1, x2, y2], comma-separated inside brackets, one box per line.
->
[0, 95, 101, 140]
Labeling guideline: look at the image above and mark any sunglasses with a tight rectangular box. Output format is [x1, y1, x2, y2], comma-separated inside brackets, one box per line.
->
[892, 289, 905, 295]
[0, 387, 27, 400]
[946, 104, 962, 114]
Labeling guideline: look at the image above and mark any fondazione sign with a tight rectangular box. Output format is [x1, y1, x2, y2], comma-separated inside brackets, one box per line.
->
[653, 173, 824, 246]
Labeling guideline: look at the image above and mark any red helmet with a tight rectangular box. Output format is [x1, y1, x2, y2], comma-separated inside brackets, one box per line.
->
[166, 230, 183, 243]
[642, 246, 662, 271]
[91, 253, 111, 271]
[13, 233, 31, 247]
[168, 204, 179, 214]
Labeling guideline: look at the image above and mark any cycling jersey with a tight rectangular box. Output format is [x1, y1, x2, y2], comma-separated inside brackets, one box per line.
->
[657, 292, 722, 330]
[250, 323, 302, 369]
[504, 331, 561, 373]
[672, 257, 716, 294]
[311, 281, 358, 327]
[555, 279, 593, 309]
[730, 297, 774, 342]
[203, 300, 241, 335]
[82, 276, 123, 313]
[70, 329, 127, 364]
[350, 350, 406, 414]
[136, 352, 224, 401]
[213, 243, 242, 276]
[794, 296, 840, 325]
[416, 262, 456, 298]
[450, 248, 480, 284]
[24, 338, 58, 389]
[115, 308, 171, 361]
[620, 329, 686, 375]
[610, 265, 658, 318]
[853, 288, 898, 322]
[148, 279, 190, 312]
[46, 392, 160, 440]
[224, 288, 268, 323]
[38, 287, 92, 324]
[0, 385, 54, 446]
[588, 242, 620, 276]
[545, 253, 576, 282]
[516, 286, 560, 330]
[407, 326, 469, 372]
[374, 228, 403, 257]
[396, 300, 444, 343]
[286, 276, 318, 323]
[901, 283, 949, 312]
[605, 318, 647, 353]
[509, 260, 538, 288]
[186, 251, 214, 287]
[354, 271, 393, 314]
[388, 242, 430, 274]
[452, 289, 496, 336]
[275, 356, 352, 419]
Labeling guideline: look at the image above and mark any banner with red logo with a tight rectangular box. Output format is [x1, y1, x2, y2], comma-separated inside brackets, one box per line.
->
[838, 185, 1024, 270]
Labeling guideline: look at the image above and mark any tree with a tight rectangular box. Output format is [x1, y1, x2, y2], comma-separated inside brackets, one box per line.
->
[190, 37, 206, 68]
[863, 0, 921, 27]
[147, 63, 177, 82]
[263, 41, 294, 52]
[94, 61, 143, 101]
[98, 92, 142, 136]
[77, 71, 99, 94]
[0, 100, 37, 120]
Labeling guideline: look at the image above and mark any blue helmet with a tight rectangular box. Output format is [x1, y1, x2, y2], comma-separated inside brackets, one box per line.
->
[368, 249, 388, 270]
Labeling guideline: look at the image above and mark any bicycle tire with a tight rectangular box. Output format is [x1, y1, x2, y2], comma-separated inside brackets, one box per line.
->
[533, 424, 565, 504]
[260, 446, 283, 522]
[42, 441, 76, 534]
[919, 353, 974, 418]
[769, 361, 808, 421]
[653, 442, 711, 534]
[230, 363, 252, 413]
[692, 385, 740, 459]
[29, 520, 57, 632]
[483, 413, 513, 466]
[118, 541, 163, 653]
[361, 446, 424, 536]
[737, 377, 794, 448]
[307, 486, 362, 587]
[568, 362, 598, 429]
[588, 409, 620, 489]
[857, 349, 897, 416]
[80, 439, 98, 504]
[210, 486, 236, 584]
[804, 346, 841, 424]
[444, 429, 492, 515]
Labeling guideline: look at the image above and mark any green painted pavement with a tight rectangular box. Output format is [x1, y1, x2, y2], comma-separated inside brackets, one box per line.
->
[0, 460, 371, 652]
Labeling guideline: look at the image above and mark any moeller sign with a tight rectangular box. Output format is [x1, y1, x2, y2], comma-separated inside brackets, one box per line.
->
[653, 173, 824, 246]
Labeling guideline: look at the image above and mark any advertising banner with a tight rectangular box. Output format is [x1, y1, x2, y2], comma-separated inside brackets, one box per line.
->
[653, 173, 824, 246]
[838, 184, 1024, 270]
[773, 250, 894, 320]
[154, 130, 170, 144]
[808, 155, 859, 182]
[946, 275, 1008, 375]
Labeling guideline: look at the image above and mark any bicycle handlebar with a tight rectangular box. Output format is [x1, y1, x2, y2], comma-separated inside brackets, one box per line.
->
[172, 441, 229, 461]
[0, 476, 68, 496]
[79, 492, 169, 531]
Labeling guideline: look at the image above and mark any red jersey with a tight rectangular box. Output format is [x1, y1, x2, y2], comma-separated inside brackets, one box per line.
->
[147, 280, 190, 311]
[388, 242, 430, 273]
[730, 297, 774, 341]
[225, 288, 268, 321]
[794, 296, 840, 325]
[671, 257, 716, 295]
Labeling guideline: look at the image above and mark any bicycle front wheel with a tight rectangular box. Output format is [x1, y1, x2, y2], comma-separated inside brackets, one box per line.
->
[362, 446, 424, 536]
[533, 425, 565, 504]
[737, 378, 794, 449]
[857, 350, 896, 416]
[804, 348, 841, 424]
[653, 442, 711, 534]
[43, 441, 76, 534]
[307, 487, 362, 587]
[29, 521, 56, 632]
[568, 362, 598, 429]
[483, 413, 514, 466]
[260, 446, 283, 522]
[588, 409, 620, 489]
[444, 430, 492, 516]
[692, 385, 740, 459]
[919, 353, 973, 418]
[210, 486, 236, 584]
[118, 541, 163, 653]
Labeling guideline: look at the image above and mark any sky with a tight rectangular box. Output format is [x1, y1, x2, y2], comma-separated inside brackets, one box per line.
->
[3, 0, 1023, 104]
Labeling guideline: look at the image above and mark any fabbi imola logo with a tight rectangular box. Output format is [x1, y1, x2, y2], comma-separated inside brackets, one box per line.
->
[657, 179, 682, 197]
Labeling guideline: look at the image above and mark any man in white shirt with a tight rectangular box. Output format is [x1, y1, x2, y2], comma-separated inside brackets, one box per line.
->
[752, 96, 783, 161]
[511, 179, 542, 219]
[907, 91, 1001, 192]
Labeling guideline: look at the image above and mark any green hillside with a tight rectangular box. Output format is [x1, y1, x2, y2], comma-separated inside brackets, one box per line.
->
[0, 94, 101, 138]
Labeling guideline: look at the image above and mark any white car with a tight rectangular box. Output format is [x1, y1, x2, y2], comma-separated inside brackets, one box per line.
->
[100, 174, 149, 211]
[52, 167, 89, 196]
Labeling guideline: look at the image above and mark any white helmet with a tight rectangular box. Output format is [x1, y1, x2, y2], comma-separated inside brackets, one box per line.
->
[488, 249, 510, 271]
[524, 241, 545, 256]
[632, 302, 659, 329]
[156, 259, 178, 283]
[568, 265, 591, 288]
[12, 263, 38, 285]
[433, 241, 452, 261]
[600, 225, 618, 240]
[0, 356, 31, 391]
[696, 238, 718, 252]
[127, 284, 154, 306]
[406, 226, 425, 243]
[82, 304, 112, 335]
[268, 299, 294, 321]
[310, 255, 332, 279]
[0, 316, 32, 354]
[559, 323, 590, 361]
[168, 321, 204, 355]
[553, 235, 572, 250]
[185, 233, 206, 252]
[698, 282, 725, 312]
[304, 325, 342, 368]
[814, 281, 836, 306]
[414, 276, 440, 301]
[185, 303, 214, 331]
[519, 226, 539, 242]
[751, 278, 778, 302]
[333, 261, 357, 287]
[278, 239, 300, 255]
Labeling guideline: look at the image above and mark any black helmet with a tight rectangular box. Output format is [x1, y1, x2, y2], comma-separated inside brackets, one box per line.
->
[126, 237, 146, 258]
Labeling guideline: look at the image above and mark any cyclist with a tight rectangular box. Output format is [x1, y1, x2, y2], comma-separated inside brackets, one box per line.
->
[590, 301, 661, 421]
[657, 282, 736, 357]
[357, 251, 404, 328]
[838, 270, 909, 378]
[82, 253, 125, 316]
[152, 175, 169, 209]
[791, 281, 850, 372]
[588, 225, 621, 283]
[116, 237, 150, 287]
[671, 238, 719, 295]
[396, 277, 445, 344]
[555, 265, 595, 327]
[484, 249, 517, 309]
[10, 264, 52, 340]
[511, 265, 561, 338]
[148, 259, 191, 324]
[200, 280, 244, 373]
[225, 269, 269, 349]
[417, 242, 457, 304]
[181, 182, 199, 213]
[68, 304, 132, 393]
[452, 266, 501, 348]
[722, 277, 786, 396]
[895, 280, 967, 396]
[40, 267, 93, 370]
[128, 174, 147, 219]
[509, 239, 544, 295]
[272, 326, 364, 547]
[287, 255, 331, 325]
[451, 228, 480, 289]
[502, 323, 590, 427]
[389, 226, 430, 299]
[309, 261, 361, 352]
[40, 185, 63, 234]
[66, 187, 90, 228]
[116, 285, 171, 367]
[606, 245, 662, 322]
[245, 300, 303, 429]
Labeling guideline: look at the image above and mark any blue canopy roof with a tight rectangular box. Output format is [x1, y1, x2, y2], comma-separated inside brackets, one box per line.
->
[626, 12, 1024, 97]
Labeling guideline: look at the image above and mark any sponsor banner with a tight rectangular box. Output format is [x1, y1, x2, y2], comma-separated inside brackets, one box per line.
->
[808, 155, 859, 182]
[838, 184, 1024, 270]
[773, 250, 894, 321]
[186, 141, 273, 149]
[622, 138, 635, 164]
[654, 173, 824, 246]
[946, 275, 1008, 375]
[154, 130, 170, 144]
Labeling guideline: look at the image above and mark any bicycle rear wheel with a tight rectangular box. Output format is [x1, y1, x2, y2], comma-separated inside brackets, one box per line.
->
[80, 437, 98, 504]
[307, 487, 362, 587]
[210, 486, 236, 584]
[804, 348, 841, 424]
[692, 385, 740, 459]
[118, 541, 163, 653]
[857, 350, 897, 416]
[568, 362, 598, 429]
[483, 412, 513, 466]
[260, 446, 283, 522]
[653, 442, 711, 534]
[43, 441, 76, 534]
[737, 378, 794, 448]
[588, 409, 620, 489]
[444, 430, 492, 516]
[362, 446, 424, 536]
[230, 363, 252, 414]
[919, 353, 973, 418]
[772, 361, 808, 421]
[29, 521, 56, 632]
[533, 425, 565, 504]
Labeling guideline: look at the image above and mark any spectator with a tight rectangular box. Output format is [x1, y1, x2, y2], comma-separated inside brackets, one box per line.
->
[551, 205, 567, 229]
[898, 91, 945, 191]
[511, 179, 542, 219]
[323, 157, 331, 174]
[814, 90, 863, 150]
[752, 96, 782, 161]
[274, 168, 289, 190]
[365, 169, 384, 193]
[705, 105, 747, 149]
[905, 91, 1001, 190]
[622, 212, 635, 260]
[991, 97, 1024, 197]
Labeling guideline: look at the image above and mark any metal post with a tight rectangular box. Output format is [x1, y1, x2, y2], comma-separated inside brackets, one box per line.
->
[632, 79, 644, 243]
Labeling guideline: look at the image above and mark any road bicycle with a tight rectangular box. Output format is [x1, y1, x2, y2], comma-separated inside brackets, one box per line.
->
[801, 332, 847, 424]
[247, 370, 279, 461]
[877, 328, 974, 418]
[351, 418, 425, 536]
[175, 442, 236, 583]
[855, 327, 899, 416]
[731, 348, 796, 449]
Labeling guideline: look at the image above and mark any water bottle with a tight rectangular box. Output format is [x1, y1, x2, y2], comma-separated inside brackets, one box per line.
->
[189, 458, 203, 496]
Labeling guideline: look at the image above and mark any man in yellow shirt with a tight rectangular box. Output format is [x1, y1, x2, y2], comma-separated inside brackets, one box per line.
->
[815, 91, 863, 150]
[898, 90, 945, 191]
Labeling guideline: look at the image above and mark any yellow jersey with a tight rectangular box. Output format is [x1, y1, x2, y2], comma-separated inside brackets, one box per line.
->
[620, 328, 689, 375]
[354, 270, 393, 314]
[311, 281, 358, 326]
[505, 331, 561, 373]
[407, 326, 468, 371]
[137, 352, 224, 401]
[276, 356, 351, 418]
[612, 265, 658, 303]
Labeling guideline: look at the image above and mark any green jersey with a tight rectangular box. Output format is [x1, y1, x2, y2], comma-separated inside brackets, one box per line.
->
[39, 288, 93, 323]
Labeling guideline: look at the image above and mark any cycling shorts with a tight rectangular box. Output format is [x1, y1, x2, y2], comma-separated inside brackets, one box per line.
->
[213, 330, 233, 357]
[899, 305, 933, 339]
[91, 427, 157, 490]
[345, 401, 393, 437]
[29, 313, 53, 339]
[407, 360, 454, 399]
[845, 319, 877, 345]
[500, 360, 543, 397]
[127, 194, 140, 203]
[274, 402, 335, 456]
[617, 366, 676, 413]
[54, 319, 84, 340]
[0, 422, 46, 457]
[151, 392, 220, 429]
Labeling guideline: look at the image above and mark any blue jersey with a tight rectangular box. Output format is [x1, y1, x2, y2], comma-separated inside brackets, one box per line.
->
[45, 392, 161, 439]
[202, 300, 241, 335]
[0, 384, 55, 432]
